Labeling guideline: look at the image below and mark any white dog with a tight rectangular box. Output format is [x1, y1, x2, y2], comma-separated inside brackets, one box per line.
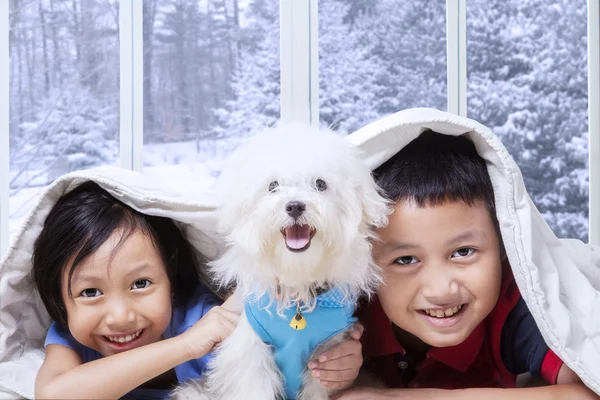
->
[173, 124, 389, 400]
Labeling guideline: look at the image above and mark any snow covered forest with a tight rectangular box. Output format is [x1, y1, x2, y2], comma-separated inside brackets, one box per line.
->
[8, 0, 589, 242]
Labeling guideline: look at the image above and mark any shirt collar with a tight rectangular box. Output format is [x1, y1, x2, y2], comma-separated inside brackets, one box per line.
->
[361, 296, 485, 372]
[361, 296, 404, 357]
[426, 322, 485, 372]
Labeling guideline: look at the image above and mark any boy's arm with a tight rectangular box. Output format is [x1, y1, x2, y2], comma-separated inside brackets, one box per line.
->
[501, 297, 564, 384]
[332, 381, 598, 400]
[309, 323, 364, 389]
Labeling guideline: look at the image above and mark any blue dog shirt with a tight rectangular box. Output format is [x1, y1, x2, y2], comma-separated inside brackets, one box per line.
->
[244, 287, 357, 399]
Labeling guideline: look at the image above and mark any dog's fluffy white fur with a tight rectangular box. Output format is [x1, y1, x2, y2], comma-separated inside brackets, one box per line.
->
[172, 124, 389, 400]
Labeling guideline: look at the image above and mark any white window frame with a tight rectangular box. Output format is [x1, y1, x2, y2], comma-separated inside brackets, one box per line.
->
[0, 1, 8, 257]
[588, 0, 599, 246]
[280, 0, 319, 126]
[119, 0, 144, 172]
[447, 0, 467, 117]
[0, 0, 598, 257]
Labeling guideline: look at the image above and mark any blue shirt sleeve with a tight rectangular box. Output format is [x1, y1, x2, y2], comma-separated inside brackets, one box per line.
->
[167, 285, 223, 338]
[45, 322, 77, 348]
[501, 296, 550, 377]
[167, 285, 224, 383]
[45, 322, 101, 363]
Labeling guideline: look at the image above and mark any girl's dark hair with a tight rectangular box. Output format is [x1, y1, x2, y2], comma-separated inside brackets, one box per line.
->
[32, 181, 203, 328]
[373, 130, 500, 235]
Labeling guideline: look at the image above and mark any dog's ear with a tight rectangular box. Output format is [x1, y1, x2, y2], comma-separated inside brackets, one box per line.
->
[357, 172, 391, 229]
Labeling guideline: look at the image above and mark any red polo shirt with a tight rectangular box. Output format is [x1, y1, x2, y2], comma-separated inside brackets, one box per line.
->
[360, 269, 563, 389]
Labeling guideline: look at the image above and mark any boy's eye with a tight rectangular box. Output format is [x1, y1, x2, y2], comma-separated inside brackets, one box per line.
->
[81, 288, 102, 298]
[452, 248, 475, 258]
[131, 279, 151, 290]
[394, 256, 420, 265]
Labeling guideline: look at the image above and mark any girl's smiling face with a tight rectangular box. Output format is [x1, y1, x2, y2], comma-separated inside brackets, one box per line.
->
[62, 229, 172, 356]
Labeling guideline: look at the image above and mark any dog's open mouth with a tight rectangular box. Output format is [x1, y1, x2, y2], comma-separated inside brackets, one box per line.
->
[281, 224, 316, 252]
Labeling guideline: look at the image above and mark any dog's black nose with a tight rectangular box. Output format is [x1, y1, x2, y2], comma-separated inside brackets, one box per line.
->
[286, 201, 306, 219]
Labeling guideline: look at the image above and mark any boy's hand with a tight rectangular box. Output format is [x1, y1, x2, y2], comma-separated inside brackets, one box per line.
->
[181, 300, 240, 360]
[309, 323, 364, 390]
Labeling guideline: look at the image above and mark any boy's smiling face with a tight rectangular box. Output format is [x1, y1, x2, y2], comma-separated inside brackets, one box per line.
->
[373, 199, 503, 348]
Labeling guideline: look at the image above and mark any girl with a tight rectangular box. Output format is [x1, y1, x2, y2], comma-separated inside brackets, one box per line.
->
[32, 181, 238, 399]
[32, 181, 363, 399]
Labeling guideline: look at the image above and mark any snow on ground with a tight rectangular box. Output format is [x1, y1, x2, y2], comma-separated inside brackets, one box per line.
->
[8, 139, 232, 246]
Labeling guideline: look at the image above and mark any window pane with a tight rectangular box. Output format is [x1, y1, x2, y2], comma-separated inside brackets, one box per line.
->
[143, 0, 280, 192]
[319, 0, 447, 133]
[9, 0, 120, 239]
[467, 0, 589, 241]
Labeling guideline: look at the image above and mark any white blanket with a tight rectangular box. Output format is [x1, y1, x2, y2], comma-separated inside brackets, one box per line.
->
[0, 108, 598, 397]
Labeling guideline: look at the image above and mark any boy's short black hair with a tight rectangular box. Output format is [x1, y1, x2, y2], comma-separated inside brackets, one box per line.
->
[373, 130, 499, 232]
[32, 181, 203, 328]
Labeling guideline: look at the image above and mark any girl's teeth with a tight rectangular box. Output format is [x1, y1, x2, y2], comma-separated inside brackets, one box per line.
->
[107, 330, 142, 343]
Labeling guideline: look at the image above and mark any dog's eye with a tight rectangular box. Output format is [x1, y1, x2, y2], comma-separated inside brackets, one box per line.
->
[315, 179, 327, 191]
[269, 181, 279, 192]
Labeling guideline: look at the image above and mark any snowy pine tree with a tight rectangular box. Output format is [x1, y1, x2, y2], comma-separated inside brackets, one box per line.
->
[468, 0, 588, 240]
[210, 0, 280, 141]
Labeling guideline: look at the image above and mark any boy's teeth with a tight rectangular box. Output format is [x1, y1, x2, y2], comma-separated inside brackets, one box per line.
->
[425, 304, 463, 318]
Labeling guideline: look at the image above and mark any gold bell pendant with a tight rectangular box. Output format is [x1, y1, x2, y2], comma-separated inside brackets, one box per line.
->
[289, 303, 307, 330]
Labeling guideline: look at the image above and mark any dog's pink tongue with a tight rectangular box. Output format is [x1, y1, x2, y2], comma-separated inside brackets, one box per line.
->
[285, 224, 311, 249]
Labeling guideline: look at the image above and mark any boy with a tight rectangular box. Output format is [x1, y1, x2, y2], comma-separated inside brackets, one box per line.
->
[335, 130, 598, 399]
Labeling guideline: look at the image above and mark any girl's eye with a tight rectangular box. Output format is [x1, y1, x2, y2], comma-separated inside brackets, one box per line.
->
[394, 256, 420, 265]
[131, 279, 151, 290]
[81, 288, 102, 298]
[452, 248, 475, 258]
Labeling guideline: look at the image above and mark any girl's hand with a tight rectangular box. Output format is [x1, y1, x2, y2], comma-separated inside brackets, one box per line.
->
[309, 323, 365, 390]
[181, 300, 240, 360]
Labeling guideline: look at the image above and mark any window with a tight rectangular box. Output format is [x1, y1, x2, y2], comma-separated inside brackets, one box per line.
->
[8, 0, 119, 239]
[1, 1, 597, 255]
[319, 0, 447, 133]
[142, 0, 280, 192]
[467, 0, 589, 241]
